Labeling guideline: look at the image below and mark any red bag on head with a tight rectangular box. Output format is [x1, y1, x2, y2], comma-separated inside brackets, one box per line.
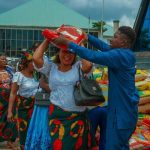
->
[42, 29, 59, 41]
[42, 25, 86, 50]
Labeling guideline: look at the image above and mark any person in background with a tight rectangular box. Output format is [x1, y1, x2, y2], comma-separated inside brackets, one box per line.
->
[7, 50, 39, 150]
[30, 42, 40, 51]
[25, 74, 51, 149]
[52, 26, 140, 150]
[24, 43, 51, 150]
[0, 52, 18, 149]
[33, 39, 98, 150]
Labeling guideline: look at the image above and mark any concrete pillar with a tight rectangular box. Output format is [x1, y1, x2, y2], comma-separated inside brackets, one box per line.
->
[113, 20, 119, 33]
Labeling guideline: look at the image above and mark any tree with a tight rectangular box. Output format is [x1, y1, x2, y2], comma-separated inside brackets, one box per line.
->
[92, 21, 107, 34]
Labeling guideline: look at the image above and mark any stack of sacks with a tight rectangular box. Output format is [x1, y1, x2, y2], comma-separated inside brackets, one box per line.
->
[135, 69, 150, 114]
[92, 68, 150, 108]
[92, 67, 108, 106]
[129, 114, 150, 150]
[95, 67, 108, 84]
[92, 67, 150, 149]
[130, 69, 150, 149]
[92, 68, 103, 81]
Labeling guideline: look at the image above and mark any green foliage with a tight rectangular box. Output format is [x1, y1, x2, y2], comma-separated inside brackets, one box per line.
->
[92, 21, 107, 33]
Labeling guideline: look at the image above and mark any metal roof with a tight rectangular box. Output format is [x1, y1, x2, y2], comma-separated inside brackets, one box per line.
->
[0, 0, 92, 28]
[0, 0, 113, 36]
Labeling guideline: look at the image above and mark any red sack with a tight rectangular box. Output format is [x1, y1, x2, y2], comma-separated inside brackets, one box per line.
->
[143, 118, 150, 128]
[42, 24, 86, 50]
[56, 25, 85, 44]
[42, 29, 59, 41]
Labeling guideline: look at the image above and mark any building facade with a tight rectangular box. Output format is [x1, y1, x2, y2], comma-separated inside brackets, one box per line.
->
[0, 0, 113, 57]
[0, 26, 58, 57]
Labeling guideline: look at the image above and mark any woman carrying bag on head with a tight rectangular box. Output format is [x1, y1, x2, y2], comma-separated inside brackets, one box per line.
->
[33, 39, 98, 150]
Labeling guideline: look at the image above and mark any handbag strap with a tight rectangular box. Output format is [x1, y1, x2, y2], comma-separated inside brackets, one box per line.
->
[78, 64, 93, 81]
[78, 65, 84, 81]
[36, 83, 41, 92]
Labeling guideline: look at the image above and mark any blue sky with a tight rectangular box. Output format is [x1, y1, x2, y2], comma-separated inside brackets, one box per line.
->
[0, 0, 142, 26]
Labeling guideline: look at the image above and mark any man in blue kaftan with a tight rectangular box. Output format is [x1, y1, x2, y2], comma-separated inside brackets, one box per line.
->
[53, 26, 140, 150]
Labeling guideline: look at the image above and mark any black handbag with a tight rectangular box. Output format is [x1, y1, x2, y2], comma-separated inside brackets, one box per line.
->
[35, 90, 50, 106]
[74, 66, 105, 106]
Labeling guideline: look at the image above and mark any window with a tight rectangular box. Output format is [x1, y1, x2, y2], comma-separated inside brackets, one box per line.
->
[0, 28, 58, 57]
[28, 30, 33, 40]
[17, 40, 22, 50]
[6, 29, 11, 39]
[11, 40, 17, 50]
[134, 1, 150, 51]
[28, 40, 34, 49]
[6, 40, 11, 50]
[34, 30, 38, 40]
[39, 30, 44, 40]
[0, 29, 5, 39]
[12, 29, 17, 40]
[23, 40, 27, 48]
[17, 30, 22, 40]
[23, 30, 28, 40]
[0, 40, 4, 50]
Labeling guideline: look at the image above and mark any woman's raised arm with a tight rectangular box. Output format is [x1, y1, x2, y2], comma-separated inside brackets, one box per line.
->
[33, 39, 49, 68]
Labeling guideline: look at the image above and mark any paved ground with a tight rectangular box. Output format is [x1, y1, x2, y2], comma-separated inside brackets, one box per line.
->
[0, 141, 20, 150]
[0, 141, 148, 150]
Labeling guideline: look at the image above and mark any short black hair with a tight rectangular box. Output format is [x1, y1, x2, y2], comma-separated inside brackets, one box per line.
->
[118, 26, 136, 45]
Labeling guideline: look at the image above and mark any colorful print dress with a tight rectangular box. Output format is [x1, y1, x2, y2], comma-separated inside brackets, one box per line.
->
[0, 69, 18, 142]
[12, 72, 39, 149]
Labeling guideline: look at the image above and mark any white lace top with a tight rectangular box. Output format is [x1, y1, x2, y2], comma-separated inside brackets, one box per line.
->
[34, 57, 86, 112]
[12, 72, 39, 98]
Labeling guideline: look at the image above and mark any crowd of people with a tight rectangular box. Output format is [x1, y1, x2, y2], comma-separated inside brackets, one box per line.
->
[0, 25, 139, 150]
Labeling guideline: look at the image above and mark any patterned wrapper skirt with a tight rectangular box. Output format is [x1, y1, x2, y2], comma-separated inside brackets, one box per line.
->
[49, 103, 98, 150]
[17, 95, 35, 149]
[0, 87, 18, 142]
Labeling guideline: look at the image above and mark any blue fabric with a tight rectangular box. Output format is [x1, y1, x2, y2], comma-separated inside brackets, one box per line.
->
[25, 105, 51, 150]
[5, 66, 14, 80]
[69, 34, 139, 129]
[88, 106, 107, 150]
[69, 34, 139, 149]
[106, 123, 135, 150]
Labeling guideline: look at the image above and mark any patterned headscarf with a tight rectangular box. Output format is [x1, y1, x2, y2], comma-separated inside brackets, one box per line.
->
[18, 50, 33, 71]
